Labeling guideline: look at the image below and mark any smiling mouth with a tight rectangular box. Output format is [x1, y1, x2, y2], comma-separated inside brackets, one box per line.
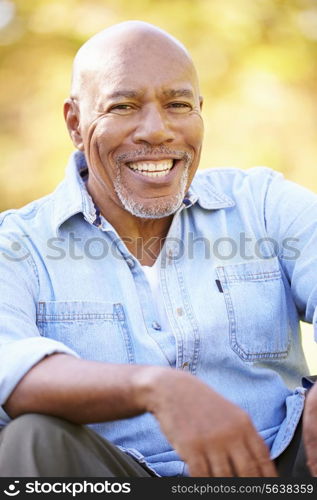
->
[127, 159, 176, 178]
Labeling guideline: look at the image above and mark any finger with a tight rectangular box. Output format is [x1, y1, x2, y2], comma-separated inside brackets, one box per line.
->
[208, 453, 234, 477]
[188, 454, 211, 477]
[303, 418, 317, 476]
[304, 440, 317, 476]
[229, 443, 261, 477]
[247, 434, 278, 477]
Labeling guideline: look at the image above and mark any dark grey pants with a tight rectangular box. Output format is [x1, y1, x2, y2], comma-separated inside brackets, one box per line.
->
[0, 414, 153, 477]
[0, 412, 312, 477]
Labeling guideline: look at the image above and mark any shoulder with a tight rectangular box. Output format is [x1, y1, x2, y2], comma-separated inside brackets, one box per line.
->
[191, 166, 281, 206]
[0, 192, 54, 233]
[194, 166, 279, 189]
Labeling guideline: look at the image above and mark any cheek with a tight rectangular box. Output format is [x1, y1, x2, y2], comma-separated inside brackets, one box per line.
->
[184, 118, 204, 181]
[84, 125, 117, 182]
[182, 116, 204, 153]
[87, 119, 120, 155]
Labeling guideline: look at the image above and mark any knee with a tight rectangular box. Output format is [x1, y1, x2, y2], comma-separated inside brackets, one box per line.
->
[2, 413, 73, 446]
[0, 414, 86, 476]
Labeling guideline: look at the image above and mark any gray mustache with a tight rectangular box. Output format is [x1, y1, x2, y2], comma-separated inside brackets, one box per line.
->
[115, 148, 192, 163]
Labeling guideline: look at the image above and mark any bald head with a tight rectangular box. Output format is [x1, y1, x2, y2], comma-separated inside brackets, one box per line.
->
[70, 21, 199, 98]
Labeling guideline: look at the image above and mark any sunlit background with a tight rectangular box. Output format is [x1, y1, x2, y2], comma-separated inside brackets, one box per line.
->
[0, 0, 317, 372]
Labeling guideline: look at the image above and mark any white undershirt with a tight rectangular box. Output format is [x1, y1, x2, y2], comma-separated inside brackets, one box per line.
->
[142, 260, 172, 332]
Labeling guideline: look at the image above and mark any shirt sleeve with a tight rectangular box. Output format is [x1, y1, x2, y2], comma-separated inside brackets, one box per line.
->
[0, 231, 79, 427]
[263, 170, 317, 340]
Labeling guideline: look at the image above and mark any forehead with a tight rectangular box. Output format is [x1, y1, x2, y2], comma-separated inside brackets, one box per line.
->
[86, 43, 198, 98]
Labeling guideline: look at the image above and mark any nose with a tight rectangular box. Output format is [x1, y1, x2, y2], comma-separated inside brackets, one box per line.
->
[132, 105, 175, 145]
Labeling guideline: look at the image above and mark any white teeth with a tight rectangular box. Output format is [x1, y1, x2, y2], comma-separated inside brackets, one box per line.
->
[134, 170, 170, 177]
[128, 159, 174, 174]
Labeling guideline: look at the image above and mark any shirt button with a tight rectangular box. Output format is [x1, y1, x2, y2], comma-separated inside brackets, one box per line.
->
[167, 249, 173, 262]
[152, 321, 161, 331]
[126, 258, 135, 269]
[176, 307, 183, 316]
[182, 361, 190, 371]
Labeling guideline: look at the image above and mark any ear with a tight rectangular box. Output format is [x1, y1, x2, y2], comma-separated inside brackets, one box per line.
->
[63, 98, 84, 151]
[199, 95, 203, 111]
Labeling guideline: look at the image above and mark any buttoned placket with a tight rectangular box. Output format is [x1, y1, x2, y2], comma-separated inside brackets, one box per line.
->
[158, 200, 201, 373]
[82, 190, 201, 373]
[88, 213, 175, 367]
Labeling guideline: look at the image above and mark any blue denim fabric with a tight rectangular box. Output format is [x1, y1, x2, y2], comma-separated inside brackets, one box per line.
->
[0, 151, 316, 476]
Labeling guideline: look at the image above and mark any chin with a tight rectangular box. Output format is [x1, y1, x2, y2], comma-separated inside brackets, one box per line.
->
[118, 193, 183, 219]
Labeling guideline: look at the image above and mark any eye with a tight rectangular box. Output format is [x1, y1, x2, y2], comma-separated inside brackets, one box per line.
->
[167, 102, 193, 113]
[109, 104, 135, 115]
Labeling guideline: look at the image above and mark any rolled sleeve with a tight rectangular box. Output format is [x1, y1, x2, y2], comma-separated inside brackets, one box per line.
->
[0, 337, 79, 427]
[0, 231, 79, 426]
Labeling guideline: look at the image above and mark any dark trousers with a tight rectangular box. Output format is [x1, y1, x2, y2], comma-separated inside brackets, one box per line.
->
[0, 414, 153, 477]
[0, 412, 312, 477]
[274, 417, 311, 477]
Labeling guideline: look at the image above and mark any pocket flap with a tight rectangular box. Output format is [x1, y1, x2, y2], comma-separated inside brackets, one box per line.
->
[37, 301, 119, 321]
[218, 257, 281, 283]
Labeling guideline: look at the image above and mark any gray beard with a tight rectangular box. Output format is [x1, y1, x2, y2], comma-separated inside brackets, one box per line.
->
[113, 151, 192, 219]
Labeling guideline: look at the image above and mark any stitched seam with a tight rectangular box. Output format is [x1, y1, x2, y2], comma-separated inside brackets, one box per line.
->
[37, 315, 116, 321]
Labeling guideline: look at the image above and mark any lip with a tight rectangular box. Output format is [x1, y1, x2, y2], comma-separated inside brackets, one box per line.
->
[125, 158, 182, 184]
[126, 155, 183, 163]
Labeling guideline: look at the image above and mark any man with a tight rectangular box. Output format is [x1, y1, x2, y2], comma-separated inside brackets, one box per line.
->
[0, 21, 317, 478]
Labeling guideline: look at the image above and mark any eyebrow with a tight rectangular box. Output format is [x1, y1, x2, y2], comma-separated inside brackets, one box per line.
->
[162, 89, 195, 99]
[106, 90, 143, 99]
[106, 89, 194, 100]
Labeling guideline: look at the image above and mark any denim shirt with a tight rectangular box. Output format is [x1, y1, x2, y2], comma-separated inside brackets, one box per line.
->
[0, 151, 317, 476]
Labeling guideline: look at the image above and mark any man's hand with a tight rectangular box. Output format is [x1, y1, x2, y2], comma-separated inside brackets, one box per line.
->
[136, 368, 277, 477]
[303, 382, 317, 476]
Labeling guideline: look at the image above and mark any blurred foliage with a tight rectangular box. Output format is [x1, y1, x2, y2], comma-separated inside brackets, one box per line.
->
[1, 0, 317, 209]
[1, 0, 317, 369]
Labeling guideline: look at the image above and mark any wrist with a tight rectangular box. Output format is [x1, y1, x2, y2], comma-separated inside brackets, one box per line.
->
[130, 365, 173, 414]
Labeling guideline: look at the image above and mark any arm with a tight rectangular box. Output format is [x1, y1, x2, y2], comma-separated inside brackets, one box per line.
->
[4, 354, 151, 423]
[263, 170, 317, 476]
[303, 383, 317, 476]
[4, 353, 277, 477]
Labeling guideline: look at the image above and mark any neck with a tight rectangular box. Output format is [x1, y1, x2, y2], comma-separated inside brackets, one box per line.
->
[87, 181, 174, 266]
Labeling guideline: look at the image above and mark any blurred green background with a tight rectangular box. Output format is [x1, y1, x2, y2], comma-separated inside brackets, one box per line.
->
[0, 0, 316, 371]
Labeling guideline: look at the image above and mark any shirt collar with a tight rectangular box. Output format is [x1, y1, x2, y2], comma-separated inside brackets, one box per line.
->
[52, 151, 97, 235]
[186, 174, 235, 210]
[52, 151, 235, 234]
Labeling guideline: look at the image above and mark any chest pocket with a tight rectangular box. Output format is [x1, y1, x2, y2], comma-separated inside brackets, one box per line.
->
[216, 257, 290, 362]
[37, 301, 135, 364]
